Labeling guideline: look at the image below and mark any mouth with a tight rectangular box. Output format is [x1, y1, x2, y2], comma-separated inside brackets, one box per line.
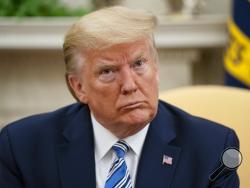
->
[120, 101, 145, 110]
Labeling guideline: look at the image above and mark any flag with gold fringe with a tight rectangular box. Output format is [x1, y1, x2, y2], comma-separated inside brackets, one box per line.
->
[224, 0, 250, 88]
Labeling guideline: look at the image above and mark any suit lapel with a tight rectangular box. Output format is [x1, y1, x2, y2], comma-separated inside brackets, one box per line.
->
[56, 104, 96, 188]
[135, 102, 182, 188]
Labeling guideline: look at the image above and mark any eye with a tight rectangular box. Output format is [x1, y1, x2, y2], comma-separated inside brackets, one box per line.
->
[100, 68, 113, 75]
[133, 59, 145, 67]
[132, 58, 148, 73]
[99, 68, 116, 82]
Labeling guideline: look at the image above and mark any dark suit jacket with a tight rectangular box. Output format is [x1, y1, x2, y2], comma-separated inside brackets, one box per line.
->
[0, 100, 239, 188]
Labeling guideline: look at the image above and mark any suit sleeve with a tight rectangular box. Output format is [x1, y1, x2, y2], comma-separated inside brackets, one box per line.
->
[0, 127, 24, 188]
[209, 129, 240, 188]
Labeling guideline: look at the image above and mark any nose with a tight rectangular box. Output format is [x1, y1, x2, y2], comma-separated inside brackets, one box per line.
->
[120, 68, 138, 95]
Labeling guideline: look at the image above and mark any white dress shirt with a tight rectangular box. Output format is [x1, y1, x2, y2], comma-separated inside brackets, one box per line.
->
[91, 113, 149, 188]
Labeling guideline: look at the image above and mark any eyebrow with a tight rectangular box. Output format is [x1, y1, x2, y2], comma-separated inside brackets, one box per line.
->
[132, 51, 144, 60]
[93, 51, 146, 69]
[129, 52, 147, 64]
[93, 62, 118, 74]
[96, 64, 117, 70]
[133, 54, 144, 61]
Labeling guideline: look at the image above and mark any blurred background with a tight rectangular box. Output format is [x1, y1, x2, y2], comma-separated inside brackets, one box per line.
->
[0, 0, 249, 126]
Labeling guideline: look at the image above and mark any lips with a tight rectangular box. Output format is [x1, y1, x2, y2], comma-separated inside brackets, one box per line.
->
[120, 101, 144, 110]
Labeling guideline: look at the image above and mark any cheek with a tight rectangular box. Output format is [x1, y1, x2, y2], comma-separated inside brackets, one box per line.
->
[150, 66, 159, 89]
[141, 68, 158, 94]
[87, 80, 120, 105]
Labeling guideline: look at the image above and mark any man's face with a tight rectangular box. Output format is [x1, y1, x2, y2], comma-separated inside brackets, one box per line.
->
[71, 38, 159, 137]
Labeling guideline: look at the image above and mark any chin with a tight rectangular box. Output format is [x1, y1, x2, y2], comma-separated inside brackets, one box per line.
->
[123, 108, 155, 126]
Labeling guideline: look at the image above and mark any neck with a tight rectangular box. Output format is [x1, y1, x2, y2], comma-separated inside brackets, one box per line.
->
[107, 123, 148, 139]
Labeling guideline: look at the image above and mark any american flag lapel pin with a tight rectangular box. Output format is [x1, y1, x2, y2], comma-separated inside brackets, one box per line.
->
[162, 154, 173, 165]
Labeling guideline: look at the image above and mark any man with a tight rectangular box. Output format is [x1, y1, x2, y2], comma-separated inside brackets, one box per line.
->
[0, 6, 239, 188]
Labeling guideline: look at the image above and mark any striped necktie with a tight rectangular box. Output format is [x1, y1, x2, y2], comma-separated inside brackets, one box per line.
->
[104, 140, 132, 188]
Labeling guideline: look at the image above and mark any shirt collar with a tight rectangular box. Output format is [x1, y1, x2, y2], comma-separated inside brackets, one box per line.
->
[91, 113, 149, 161]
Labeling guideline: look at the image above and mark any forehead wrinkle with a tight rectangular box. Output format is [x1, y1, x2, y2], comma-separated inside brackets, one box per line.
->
[87, 39, 149, 67]
[126, 45, 145, 62]
[113, 48, 145, 66]
[98, 50, 131, 66]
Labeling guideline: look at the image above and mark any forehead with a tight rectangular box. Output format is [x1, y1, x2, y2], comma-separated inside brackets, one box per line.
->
[85, 38, 152, 63]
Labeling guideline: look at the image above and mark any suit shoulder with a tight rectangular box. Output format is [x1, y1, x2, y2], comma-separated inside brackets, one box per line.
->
[158, 100, 235, 143]
[158, 100, 239, 165]
[2, 103, 85, 137]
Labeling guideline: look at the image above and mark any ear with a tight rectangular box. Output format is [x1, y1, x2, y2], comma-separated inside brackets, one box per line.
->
[156, 67, 159, 83]
[67, 74, 88, 103]
[153, 64, 159, 83]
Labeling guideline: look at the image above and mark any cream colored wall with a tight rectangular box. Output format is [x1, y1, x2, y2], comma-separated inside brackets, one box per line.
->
[0, 50, 75, 126]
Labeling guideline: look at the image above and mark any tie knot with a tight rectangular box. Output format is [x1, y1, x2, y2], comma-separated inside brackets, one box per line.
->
[112, 140, 130, 158]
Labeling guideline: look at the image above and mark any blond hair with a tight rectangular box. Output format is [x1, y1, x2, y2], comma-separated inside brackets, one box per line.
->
[63, 6, 157, 75]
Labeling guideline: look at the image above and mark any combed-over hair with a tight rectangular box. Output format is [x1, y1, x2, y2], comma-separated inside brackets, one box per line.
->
[63, 6, 157, 75]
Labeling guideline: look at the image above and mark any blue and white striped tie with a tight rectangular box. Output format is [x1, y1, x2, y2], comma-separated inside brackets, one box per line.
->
[105, 140, 132, 188]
